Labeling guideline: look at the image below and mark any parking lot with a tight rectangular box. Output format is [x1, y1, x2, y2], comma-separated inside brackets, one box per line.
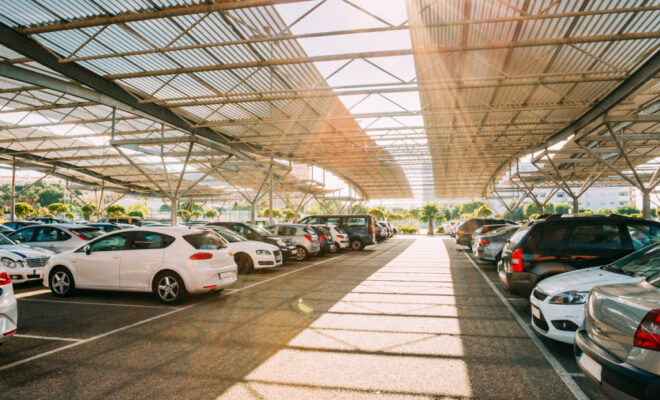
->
[0, 236, 607, 399]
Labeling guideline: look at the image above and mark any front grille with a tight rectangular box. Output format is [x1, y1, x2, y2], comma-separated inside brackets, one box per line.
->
[533, 289, 549, 301]
[551, 320, 579, 331]
[25, 257, 49, 269]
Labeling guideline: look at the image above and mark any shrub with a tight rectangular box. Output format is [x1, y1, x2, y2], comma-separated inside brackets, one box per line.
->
[399, 226, 418, 234]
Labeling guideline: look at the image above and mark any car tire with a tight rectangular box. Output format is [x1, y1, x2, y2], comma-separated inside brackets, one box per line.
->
[153, 271, 187, 305]
[494, 253, 502, 265]
[350, 239, 363, 251]
[49, 267, 75, 297]
[236, 253, 254, 274]
[295, 246, 309, 261]
[329, 242, 340, 254]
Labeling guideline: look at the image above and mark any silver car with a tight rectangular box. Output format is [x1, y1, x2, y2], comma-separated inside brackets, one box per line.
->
[266, 224, 320, 261]
[575, 276, 660, 400]
[7, 224, 105, 253]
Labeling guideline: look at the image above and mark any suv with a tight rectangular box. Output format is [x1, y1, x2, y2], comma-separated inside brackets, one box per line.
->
[455, 218, 515, 247]
[499, 215, 660, 297]
[298, 214, 376, 250]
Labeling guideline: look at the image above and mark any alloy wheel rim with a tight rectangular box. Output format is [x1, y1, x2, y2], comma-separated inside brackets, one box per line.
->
[158, 276, 179, 301]
[296, 248, 306, 260]
[52, 271, 70, 294]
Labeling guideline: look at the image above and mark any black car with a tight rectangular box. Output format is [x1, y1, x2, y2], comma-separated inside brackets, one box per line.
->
[499, 214, 660, 297]
[207, 222, 297, 261]
[456, 218, 515, 247]
[309, 225, 333, 255]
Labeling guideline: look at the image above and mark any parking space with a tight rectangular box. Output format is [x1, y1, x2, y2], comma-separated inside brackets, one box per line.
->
[0, 236, 615, 399]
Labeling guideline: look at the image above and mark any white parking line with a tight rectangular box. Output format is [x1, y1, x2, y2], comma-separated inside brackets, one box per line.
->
[14, 289, 50, 299]
[19, 298, 178, 309]
[13, 334, 81, 342]
[0, 250, 362, 372]
[462, 252, 590, 400]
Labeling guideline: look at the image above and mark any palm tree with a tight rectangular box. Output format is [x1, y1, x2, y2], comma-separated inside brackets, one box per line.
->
[420, 203, 441, 235]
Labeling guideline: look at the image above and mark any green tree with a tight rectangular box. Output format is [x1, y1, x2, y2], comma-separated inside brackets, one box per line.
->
[47, 203, 68, 216]
[475, 205, 493, 217]
[420, 203, 443, 235]
[368, 207, 386, 220]
[616, 205, 640, 215]
[37, 187, 64, 206]
[205, 208, 218, 220]
[261, 208, 281, 219]
[555, 202, 571, 214]
[177, 209, 191, 222]
[597, 207, 613, 215]
[14, 202, 34, 219]
[159, 203, 171, 213]
[459, 200, 485, 216]
[191, 210, 203, 221]
[128, 210, 144, 218]
[105, 204, 126, 217]
[81, 203, 97, 221]
[65, 212, 75, 220]
[282, 208, 296, 222]
[128, 202, 150, 218]
[523, 202, 541, 218]
[347, 204, 368, 214]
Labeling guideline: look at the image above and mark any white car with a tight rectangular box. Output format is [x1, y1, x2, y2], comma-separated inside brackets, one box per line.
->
[8, 224, 104, 253]
[530, 242, 660, 344]
[0, 233, 53, 284]
[0, 266, 17, 343]
[42, 227, 237, 304]
[207, 226, 283, 273]
[325, 225, 350, 253]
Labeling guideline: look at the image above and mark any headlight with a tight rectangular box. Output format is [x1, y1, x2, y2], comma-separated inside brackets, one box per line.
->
[256, 250, 271, 255]
[549, 290, 589, 305]
[1, 257, 16, 269]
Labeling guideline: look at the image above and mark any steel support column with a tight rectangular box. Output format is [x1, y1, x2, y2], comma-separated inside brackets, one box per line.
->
[10, 157, 16, 222]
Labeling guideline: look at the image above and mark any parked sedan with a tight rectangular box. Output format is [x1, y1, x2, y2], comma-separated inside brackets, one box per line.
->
[575, 277, 660, 400]
[0, 266, 17, 344]
[472, 225, 519, 264]
[7, 224, 104, 253]
[43, 227, 237, 304]
[532, 242, 660, 344]
[208, 222, 297, 261]
[0, 233, 53, 284]
[266, 224, 320, 261]
[207, 226, 282, 273]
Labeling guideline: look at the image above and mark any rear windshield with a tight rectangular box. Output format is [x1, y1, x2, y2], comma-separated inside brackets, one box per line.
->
[72, 227, 105, 240]
[184, 232, 227, 250]
[315, 226, 331, 235]
[304, 226, 316, 235]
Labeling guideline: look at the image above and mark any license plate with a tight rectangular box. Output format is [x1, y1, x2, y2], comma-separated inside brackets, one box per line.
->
[219, 272, 234, 280]
[579, 352, 602, 382]
[531, 305, 541, 319]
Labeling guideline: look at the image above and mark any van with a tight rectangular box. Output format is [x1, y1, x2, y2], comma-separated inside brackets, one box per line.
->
[298, 214, 376, 250]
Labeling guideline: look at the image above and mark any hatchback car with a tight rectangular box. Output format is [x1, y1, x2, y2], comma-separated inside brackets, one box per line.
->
[472, 225, 519, 264]
[8, 224, 105, 253]
[266, 224, 320, 261]
[208, 222, 296, 261]
[575, 277, 660, 400]
[0, 266, 17, 343]
[326, 225, 350, 253]
[206, 226, 282, 273]
[532, 242, 660, 344]
[43, 227, 237, 304]
[499, 215, 660, 297]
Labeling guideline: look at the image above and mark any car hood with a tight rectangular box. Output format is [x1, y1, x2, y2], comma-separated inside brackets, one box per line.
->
[536, 266, 642, 295]
[0, 244, 54, 258]
[228, 240, 279, 252]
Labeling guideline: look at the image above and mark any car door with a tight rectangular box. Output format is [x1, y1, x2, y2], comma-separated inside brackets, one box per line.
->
[566, 222, 626, 268]
[29, 226, 64, 252]
[75, 232, 131, 288]
[120, 231, 171, 289]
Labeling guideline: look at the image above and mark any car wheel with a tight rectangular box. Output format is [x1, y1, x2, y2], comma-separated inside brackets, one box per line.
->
[153, 271, 187, 305]
[295, 246, 308, 261]
[49, 267, 75, 297]
[329, 242, 339, 254]
[350, 239, 363, 251]
[236, 253, 254, 274]
[495, 253, 502, 265]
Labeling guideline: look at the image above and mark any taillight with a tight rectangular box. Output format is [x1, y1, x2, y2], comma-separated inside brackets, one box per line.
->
[189, 252, 213, 260]
[304, 234, 314, 242]
[511, 248, 523, 272]
[337, 234, 345, 239]
[635, 310, 660, 351]
[369, 223, 373, 234]
[459, 230, 464, 235]
[0, 272, 11, 286]
[321, 235, 327, 241]
[69, 229, 89, 240]
[483, 227, 489, 232]
[479, 239, 489, 247]
[3, 328, 17, 336]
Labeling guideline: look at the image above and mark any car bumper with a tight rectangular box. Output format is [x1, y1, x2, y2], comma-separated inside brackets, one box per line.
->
[6, 266, 44, 284]
[456, 235, 471, 246]
[188, 264, 237, 293]
[0, 294, 17, 341]
[338, 240, 350, 249]
[498, 270, 536, 297]
[575, 329, 660, 400]
[253, 252, 283, 270]
[530, 297, 582, 344]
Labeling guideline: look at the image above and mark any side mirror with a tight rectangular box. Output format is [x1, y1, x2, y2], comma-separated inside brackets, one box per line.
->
[14, 239, 20, 243]
[84, 245, 91, 255]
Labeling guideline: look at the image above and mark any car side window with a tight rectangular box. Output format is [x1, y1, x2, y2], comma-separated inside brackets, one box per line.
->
[345, 217, 366, 227]
[232, 224, 246, 236]
[569, 223, 622, 249]
[265, 225, 277, 234]
[129, 231, 174, 250]
[88, 232, 132, 252]
[627, 223, 660, 250]
[34, 227, 60, 242]
[279, 226, 296, 236]
[524, 223, 570, 252]
[326, 217, 341, 226]
[305, 216, 320, 224]
[11, 226, 38, 242]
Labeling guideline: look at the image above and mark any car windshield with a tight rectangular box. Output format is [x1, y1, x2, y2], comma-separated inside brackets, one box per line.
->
[184, 232, 226, 250]
[248, 224, 273, 237]
[0, 233, 16, 245]
[212, 228, 246, 243]
[602, 242, 660, 277]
